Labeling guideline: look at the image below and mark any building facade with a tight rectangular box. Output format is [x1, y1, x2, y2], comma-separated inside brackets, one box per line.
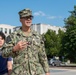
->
[0, 24, 15, 36]
[31, 23, 66, 34]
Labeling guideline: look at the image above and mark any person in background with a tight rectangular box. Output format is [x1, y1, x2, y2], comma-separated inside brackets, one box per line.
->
[2, 8, 50, 75]
[0, 31, 13, 75]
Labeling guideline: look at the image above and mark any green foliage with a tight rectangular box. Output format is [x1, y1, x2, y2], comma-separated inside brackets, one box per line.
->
[62, 5, 76, 63]
[44, 29, 64, 58]
[64, 5, 76, 29]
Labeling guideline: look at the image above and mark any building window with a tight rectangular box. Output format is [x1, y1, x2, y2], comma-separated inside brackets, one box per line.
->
[9, 29, 11, 34]
[5, 28, 7, 34]
[0, 28, 3, 32]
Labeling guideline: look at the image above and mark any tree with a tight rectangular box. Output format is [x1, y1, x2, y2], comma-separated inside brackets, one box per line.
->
[44, 29, 64, 58]
[62, 5, 76, 62]
[58, 29, 65, 56]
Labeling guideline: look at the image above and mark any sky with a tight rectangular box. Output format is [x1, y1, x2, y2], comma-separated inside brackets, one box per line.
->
[0, 0, 76, 27]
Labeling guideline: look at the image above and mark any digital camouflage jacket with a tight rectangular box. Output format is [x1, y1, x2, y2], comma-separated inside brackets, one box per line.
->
[2, 28, 50, 75]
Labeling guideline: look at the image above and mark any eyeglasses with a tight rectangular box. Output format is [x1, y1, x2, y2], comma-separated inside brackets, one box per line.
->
[21, 16, 33, 20]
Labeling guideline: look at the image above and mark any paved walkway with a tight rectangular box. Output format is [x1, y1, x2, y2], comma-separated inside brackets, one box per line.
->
[50, 67, 76, 75]
[50, 66, 76, 70]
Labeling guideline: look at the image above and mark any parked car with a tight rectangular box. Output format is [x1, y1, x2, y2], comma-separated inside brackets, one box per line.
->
[49, 58, 61, 66]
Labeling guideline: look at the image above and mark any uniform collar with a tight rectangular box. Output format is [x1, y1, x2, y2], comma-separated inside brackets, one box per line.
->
[16, 27, 37, 37]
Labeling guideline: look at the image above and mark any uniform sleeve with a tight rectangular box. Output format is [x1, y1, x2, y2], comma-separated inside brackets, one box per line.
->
[38, 36, 50, 73]
[2, 34, 16, 58]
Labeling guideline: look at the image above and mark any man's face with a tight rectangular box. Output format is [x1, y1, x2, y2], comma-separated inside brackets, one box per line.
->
[0, 36, 5, 48]
[20, 16, 33, 27]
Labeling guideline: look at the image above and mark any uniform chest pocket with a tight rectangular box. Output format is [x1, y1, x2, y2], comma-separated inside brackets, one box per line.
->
[32, 37, 40, 46]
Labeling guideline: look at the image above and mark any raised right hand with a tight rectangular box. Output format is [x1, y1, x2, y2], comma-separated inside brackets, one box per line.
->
[13, 40, 28, 52]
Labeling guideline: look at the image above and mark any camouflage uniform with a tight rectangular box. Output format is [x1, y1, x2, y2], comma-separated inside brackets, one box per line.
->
[2, 28, 50, 75]
[2, 8, 50, 75]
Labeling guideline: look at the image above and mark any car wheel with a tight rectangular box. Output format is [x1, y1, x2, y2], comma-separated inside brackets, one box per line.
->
[52, 62, 55, 66]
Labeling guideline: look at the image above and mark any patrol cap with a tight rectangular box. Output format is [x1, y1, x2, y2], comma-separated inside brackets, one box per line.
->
[18, 8, 33, 18]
